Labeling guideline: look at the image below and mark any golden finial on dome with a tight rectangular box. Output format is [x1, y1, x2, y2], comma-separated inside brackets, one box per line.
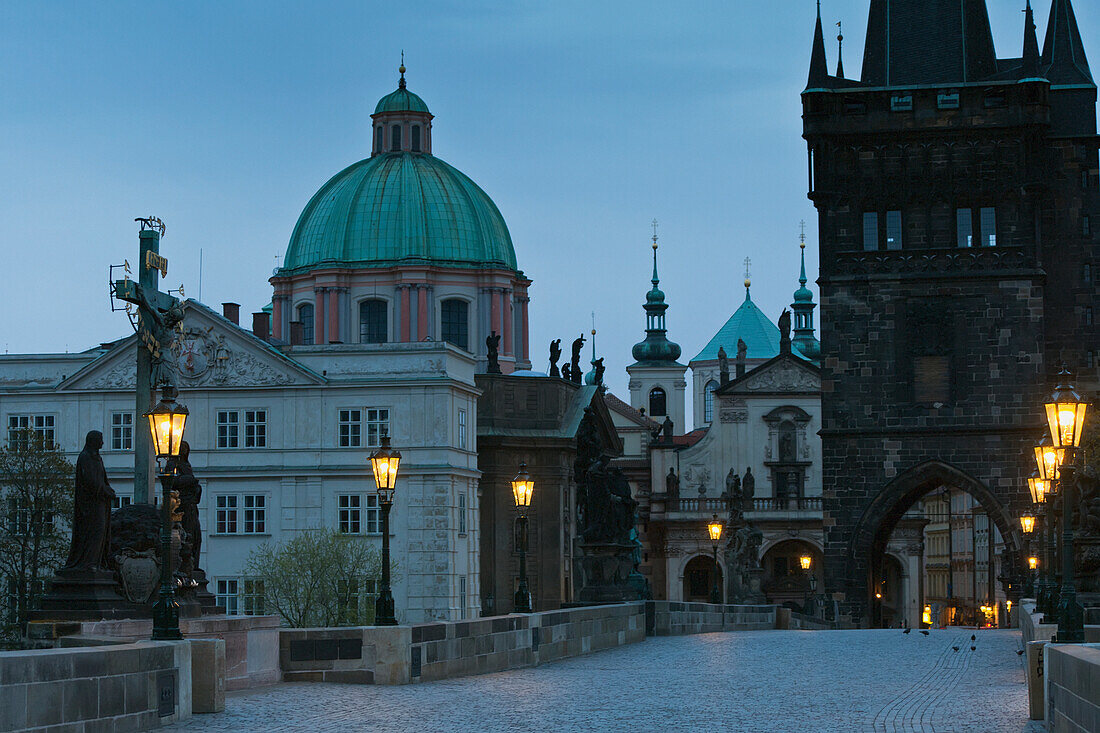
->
[399, 51, 406, 88]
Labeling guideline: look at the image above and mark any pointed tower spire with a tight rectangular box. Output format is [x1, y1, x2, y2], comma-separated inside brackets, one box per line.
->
[1022, 1, 1042, 79]
[836, 21, 845, 79]
[806, 1, 830, 90]
[1042, 0, 1093, 84]
[791, 221, 821, 361]
[398, 51, 407, 89]
[632, 221, 681, 365]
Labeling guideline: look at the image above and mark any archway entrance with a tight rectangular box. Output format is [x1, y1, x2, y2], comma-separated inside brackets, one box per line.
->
[854, 461, 1021, 628]
[761, 540, 821, 611]
[683, 555, 722, 603]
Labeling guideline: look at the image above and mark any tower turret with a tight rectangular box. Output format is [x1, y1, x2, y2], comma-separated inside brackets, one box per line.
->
[791, 226, 820, 361]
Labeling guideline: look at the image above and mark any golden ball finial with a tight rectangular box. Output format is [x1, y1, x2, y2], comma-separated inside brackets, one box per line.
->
[744, 278, 751, 288]
[399, 64, 406, 74]
[800, 241, 806, 250]
[591, 328, 596, 336]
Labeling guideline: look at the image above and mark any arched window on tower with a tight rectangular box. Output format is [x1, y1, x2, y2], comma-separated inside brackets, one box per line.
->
[441, 299, 469, 350]
[649, 387, 667, 418]
[411, 125, 421, 152]
[703, 380, 719, 423]
[390, 124, 401, 152]
[298, 303, 314, 345]
[359, 300, 388, 344]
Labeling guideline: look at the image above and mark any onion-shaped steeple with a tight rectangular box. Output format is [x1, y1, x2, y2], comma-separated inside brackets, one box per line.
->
[791, 228, 820, 361]
[631, 228, 682, 365]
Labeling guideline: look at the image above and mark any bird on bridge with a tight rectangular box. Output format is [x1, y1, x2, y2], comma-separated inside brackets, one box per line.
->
[970, 646, 976, 651]
[903, 628, 911, 634]
[971, 634, 976, 641]
[920, 630, 930, 636]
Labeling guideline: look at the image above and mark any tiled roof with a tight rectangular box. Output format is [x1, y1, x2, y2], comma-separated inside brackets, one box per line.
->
[603, 392, 660, 429]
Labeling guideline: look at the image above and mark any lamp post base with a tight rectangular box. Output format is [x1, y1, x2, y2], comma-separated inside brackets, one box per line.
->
[375, 589, 397, 626]
[151, 595, 183, 640]
[1056, 587, 1085, 643]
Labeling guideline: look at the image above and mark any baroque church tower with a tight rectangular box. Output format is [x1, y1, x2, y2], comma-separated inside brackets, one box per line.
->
[627, 228, 687, 432]
[803, 0, 1099, 623]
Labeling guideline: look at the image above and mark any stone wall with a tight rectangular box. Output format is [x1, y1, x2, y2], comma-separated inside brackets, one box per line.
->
[1020, 599, 1057, 645]
[644, 601, 777, 636]
[1045, 643, 1100, 732]
[280, 602, 645, 685]
[0, 640, 191, 731]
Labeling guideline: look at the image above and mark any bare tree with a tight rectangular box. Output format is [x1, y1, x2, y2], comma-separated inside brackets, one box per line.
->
[242, 527, 391, 627]
[0, 430, 74, 641]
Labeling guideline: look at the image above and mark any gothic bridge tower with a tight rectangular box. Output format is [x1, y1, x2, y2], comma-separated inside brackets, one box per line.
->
[802, 0, 1099, 623]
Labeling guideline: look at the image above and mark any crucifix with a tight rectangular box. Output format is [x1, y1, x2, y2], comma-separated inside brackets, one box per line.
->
[799, 219, 807, 245]
[112, 217, 184, 503]
[743, 256, 752, 280]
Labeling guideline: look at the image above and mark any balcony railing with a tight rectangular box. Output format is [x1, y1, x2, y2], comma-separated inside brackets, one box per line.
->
[666, 496, 822, 513]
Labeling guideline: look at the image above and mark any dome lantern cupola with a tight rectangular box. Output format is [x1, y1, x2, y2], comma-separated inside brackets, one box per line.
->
[371, 60, 434, 156]
[631, 227, 682, 364]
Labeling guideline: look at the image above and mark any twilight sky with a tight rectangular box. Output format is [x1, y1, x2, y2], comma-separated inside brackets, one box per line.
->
[1, 1, 1096, 401]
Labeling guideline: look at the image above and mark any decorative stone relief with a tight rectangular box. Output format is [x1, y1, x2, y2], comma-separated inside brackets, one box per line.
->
[720, 409, 749, 423]
[742, 364, 818, 392]
[86, 360, 137, 389]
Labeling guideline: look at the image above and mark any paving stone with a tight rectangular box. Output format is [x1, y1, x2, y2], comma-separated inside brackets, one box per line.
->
[165, 629, 1045, 732]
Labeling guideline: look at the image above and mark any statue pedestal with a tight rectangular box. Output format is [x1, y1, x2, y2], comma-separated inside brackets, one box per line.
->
[575, 542, 636, 603]
[745, 567, 767, 604]
[31, 568, 131, 621]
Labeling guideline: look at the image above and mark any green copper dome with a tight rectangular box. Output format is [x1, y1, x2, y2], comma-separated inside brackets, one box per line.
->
[692, 288, 812, 362]
[374, 88, 430, 114]
[280, 153, 518, 273]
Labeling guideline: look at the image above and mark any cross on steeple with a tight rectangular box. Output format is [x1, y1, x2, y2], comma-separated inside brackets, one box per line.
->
[743, 257, 752, 281]
[650, 219, 660, 286]
[799, 219, 807, 246]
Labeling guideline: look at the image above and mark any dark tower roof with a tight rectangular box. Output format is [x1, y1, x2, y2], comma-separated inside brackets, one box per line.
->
[806, 2, 831, 90]
[860, 0, 998, 86]
[1042, 0, 1093, 85]
[1022, 1, 1042, 80]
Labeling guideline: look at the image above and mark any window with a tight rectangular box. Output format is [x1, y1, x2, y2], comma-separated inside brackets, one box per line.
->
[937, 92, 960, 109]
[703, 380, 718, 423]
[298, 303, 314, 344]
[458, 491, 467, 535]
[390, 124, 401, 152]
[6, 415, 55, 448]
[458, 408, 467, 449]
[459, 576, 467, 619]
[243, 579, 265, 615]
[1085, 217, 1092, 237]
[359, 300, 387, 344]
[216, 579, 239, 615]
[339, 494, 362, 534]
[339, 409, 361, 447]
[244, 495, 266, 533]
[366, 408, 389, 447]
[1087, 307, 1094, 327]
[441, 299, 469, 350]
[216, 495, 238, 534]
[411, 125, 421, 152]
[863, 212, 879, 251]
[886, 210, 902, 250]
[890, 94, 913, 112]
[337, 576, 377, 623]
[217, 411, 239, 448]
[111, 495, 132, 511]
[111, 412, 133, 451]
[980, 207, 996, 247]
[649, 387, 667, 418]
[956, 209, 973, 248]
[365, 494, 380, 534]
[375, 126, 383, 151]
[244, 410, 266, 448]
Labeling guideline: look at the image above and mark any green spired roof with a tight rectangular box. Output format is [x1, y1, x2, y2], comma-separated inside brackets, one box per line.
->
[691, 287, 807, 362]
[280, 153, 518, 273]
[374, 87, 430, 114]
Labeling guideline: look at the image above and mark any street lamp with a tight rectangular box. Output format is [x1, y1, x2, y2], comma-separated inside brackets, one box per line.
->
[145, 384, 188, 641]
[708, 515, 723, 604]
[1046, 367, 1088, 643]
[1020, 514, 1036, 535]
[799, 554, 812, 572]
[511, 463, 534, 613]
[1028, 467, 1057, 617]
[370, 433, 401, 626]
[1020, 513, 1036, 597]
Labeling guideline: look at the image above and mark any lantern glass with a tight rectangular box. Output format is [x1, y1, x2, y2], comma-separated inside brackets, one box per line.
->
[1028, 556, 1039, 570]
[1034, 441, 1065, 482]
[511, 462, 534, 515]
[1045, 369, 1088, 448]
[1027, 474, 1049, 505]
[1020, 514, 1036, 534]
[707, 515, 723, 543]
[369, 434, 401, 501]
[144, 386, 188, 460]
[799, 554, 812, 571]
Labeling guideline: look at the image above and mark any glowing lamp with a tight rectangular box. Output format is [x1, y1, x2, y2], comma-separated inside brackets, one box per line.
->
[1033, 438, 1066, 483]
[799, 554, 812, 572]
[511, 462, 535, 517]
[1020, 514, 1036, 534]
[1028, 556, 1039, 570]
[1045, 367, 1088, 449]
[1027, 473, 1050, 505]
[707, 515, 723, 544]
[369, 434, 401, 502]
[145, 384, 188, 460]
[922, 605, 932, 625]
[875, 592, 883, 600]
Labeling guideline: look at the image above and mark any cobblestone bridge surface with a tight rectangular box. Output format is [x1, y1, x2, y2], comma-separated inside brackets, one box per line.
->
[170, 628, 1041, 732]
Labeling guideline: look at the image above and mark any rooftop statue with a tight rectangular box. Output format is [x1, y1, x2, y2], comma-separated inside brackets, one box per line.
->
[569, 334, 586, 384]
[485, 330, 502, 374]
[549, 339, 562, 377]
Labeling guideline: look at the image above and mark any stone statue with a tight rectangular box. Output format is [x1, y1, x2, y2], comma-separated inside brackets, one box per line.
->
[549, 339, 562, 377]
[662, 416, 674, 442]
[570, 334, 586, 384]
[742, 467, 755, 513]
[665, 467, 680, 500]
[724, 469, 742, 521]
[168, 441, 203, 575]
[779, 309, 792, 353]
[574, 406, 602, 527]
[561, 363, 571, 382]
[485, 331, 501, 374]
[64, 430, 117, 571]
[779, 431, 795, 462]
[593, 357, 605, 388]
[736, 338, 747, 361]
[718, 346, 730, 384]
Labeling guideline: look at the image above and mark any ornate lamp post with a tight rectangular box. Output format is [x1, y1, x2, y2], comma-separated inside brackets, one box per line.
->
[1046, 367, 1088, 643]
[1032, 443, 1060, 619]
[145, 384, 188, 641]
[799, 554, 813, 614]
[708, 515, 724, 604]
[370, 434, 401, 626]
[511, 463, 534, 613]
[1020, 513, 1036, 597]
